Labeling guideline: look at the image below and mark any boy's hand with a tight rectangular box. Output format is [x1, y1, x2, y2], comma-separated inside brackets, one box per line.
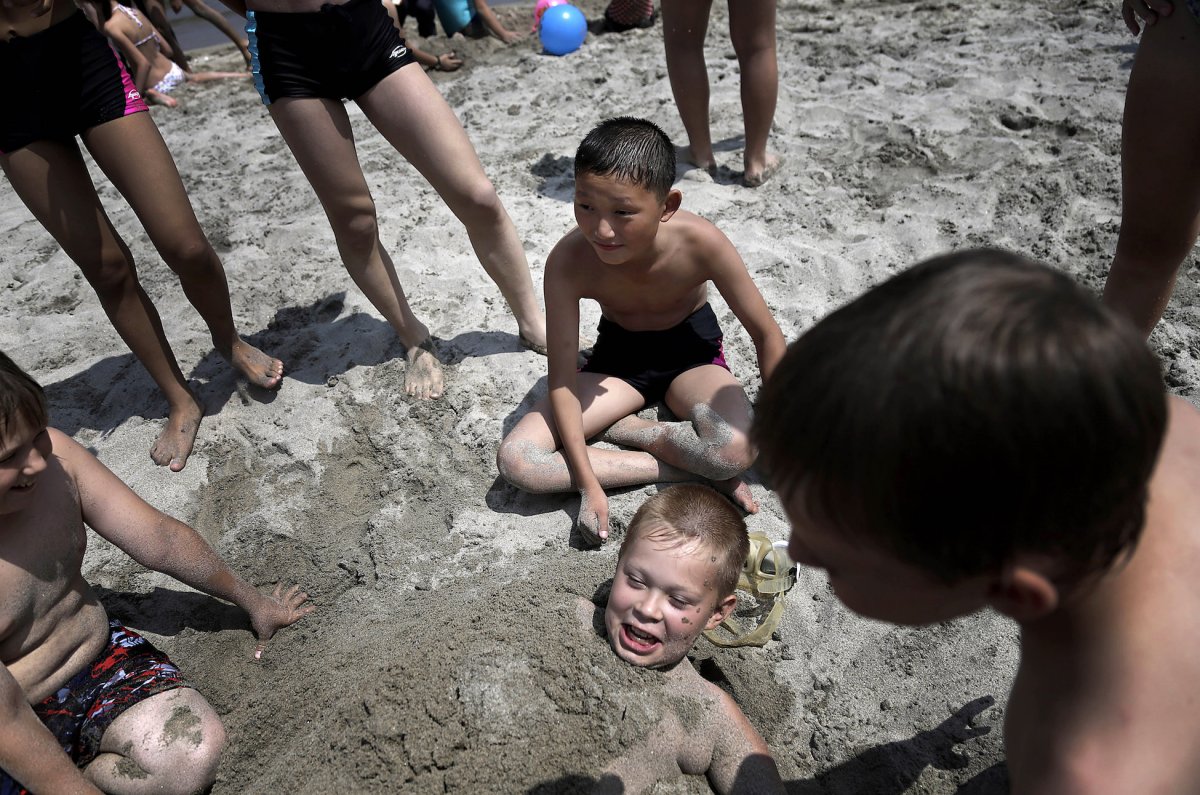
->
[578, 485, 610, 545]
[249, 584, 315, 659]
[1123, 0, 1173, 35]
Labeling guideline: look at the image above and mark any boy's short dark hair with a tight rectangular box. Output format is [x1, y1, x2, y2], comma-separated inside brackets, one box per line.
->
[0, 351, 48, 440]
[618, 485, 749, 600]
[575, 117, 675, 199]
[754, 249, 1167, 582]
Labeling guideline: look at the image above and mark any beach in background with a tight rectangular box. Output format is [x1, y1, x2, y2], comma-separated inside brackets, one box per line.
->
[3, 0, 1197, 791]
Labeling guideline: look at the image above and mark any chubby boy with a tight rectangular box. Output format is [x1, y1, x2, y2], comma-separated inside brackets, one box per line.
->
[0, 352, 313, 795]
[582, 484, 783, 794]
[754, 249, 1199, 793]
[498, 117, 786, 544]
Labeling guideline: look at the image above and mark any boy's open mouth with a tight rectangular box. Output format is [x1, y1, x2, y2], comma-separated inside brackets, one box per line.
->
[621, 623, 660, 653]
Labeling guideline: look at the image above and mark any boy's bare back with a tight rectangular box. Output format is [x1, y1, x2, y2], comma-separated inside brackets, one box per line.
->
[1006, 397, 1200, 793]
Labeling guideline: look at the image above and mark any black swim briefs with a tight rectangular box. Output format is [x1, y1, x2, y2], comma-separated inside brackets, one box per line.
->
[0, 12, 148, 154]
[581, 302, 731, 406]
[246, 0, 418, 105]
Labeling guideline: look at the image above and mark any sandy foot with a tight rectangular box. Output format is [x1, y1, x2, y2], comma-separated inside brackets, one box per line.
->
[150, 394, 203, 472]
[743, 153, 784, 188]
[406, 338, 445, 400]
[519, 333, 548, 357]
[678, 144, 716, 173]
[228, 338, 284, 389]
[712, 475, 758, 514]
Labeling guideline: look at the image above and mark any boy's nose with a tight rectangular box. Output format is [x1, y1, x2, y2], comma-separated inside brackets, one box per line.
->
[596, 218, 616, 239]
[24, 433, 50, 475]
[634, 592, 665, 620]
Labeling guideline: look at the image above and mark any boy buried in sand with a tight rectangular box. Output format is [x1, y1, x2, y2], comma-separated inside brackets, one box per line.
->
[753, 248, 1200, 793]
[497, 117, 786, 545]
[0, 352, 314, 795]
[581, 484, 783, 794]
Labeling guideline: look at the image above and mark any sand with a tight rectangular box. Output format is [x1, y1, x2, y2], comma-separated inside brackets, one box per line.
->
[3, 0, 1197, 791]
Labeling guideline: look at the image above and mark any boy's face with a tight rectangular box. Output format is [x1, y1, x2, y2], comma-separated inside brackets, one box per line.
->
[0, 415, 50, 517]
[573, 172, 680, 266]
[782, 487, 991, 626]
[605, 531, 734, 669]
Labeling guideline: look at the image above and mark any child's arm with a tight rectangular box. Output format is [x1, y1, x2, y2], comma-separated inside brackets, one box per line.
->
[0, 664, 104, 795]
[214, 0, 247, 17]
[52, 431, 314, 658]
[544, 246, 609, 542]
[473, 0, 522, 43]
[701, 224, 788, 383]
[706, 688, 785, 795]
[106, 26, 155, 93]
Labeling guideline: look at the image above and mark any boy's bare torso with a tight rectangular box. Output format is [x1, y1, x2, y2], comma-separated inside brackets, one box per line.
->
[1, 438, 109, 704]
[556, 211, 719, 332]
[1007, 397, 1200, 793]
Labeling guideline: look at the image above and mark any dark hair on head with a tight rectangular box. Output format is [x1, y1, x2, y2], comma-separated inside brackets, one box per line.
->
[575, 117, 675, 199]
[0, 351, 48, 441]
[754, 248, 1167, 583]
[618, 484, 749, 600]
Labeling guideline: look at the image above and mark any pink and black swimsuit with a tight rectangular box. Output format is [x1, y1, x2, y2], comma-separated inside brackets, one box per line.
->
[0, 11, 147, 155]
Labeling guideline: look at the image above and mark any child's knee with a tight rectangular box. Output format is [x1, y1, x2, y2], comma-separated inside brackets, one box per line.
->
[82, 249, 136, 295]
[137, 699, 227, 795]
[455, 178, 504, 226]
[703, 436, 755, 481]
[496, 434, 550, 491]
[331, 200, 380, 254]
[157, 233, 214, 274]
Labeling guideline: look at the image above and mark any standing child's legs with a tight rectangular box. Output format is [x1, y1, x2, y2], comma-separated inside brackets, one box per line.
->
[599, 364, 758, 511]
[661, 0, 715, 170]
[1101, 9, 1200, 337]
[266, 95, 445, 399]
[356, 64, 548, 351]
[728, 0, 780, 186]
[85, 688, 226, 795]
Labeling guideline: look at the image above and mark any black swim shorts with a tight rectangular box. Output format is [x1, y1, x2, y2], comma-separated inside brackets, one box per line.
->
[581, 302, 731, 406]
[246, 0, 418, 105]
[0, 12, 148, 154]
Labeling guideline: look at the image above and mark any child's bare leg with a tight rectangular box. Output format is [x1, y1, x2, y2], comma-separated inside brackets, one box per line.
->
[85, 688, 225, 795]
[728, 0, 781, 186]
[357, 65, 548, 351]
[180, 0, 252, 66]
[600, 365, 757, 512]
[82, 114, 283, 391]
[0, 139, 202, 471]
[267, 96, 444, 399]
[496, 374, 693, 492]
[662, 0, 715, 170]
[1101, 9, 1200, 337]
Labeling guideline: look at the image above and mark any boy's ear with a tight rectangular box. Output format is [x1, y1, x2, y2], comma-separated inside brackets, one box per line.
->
[704, 593, 738, 631]
[986, 563, 1059, 622]
[660, 189, 683, 222]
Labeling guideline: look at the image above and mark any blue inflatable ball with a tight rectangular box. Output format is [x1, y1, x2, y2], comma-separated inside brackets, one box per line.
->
[539, 3, 586, 56]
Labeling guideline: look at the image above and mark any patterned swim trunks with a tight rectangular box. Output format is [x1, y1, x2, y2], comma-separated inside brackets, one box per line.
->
[0, 620, 187, 795]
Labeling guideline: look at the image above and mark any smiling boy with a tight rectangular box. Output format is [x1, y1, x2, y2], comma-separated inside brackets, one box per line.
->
[754, 249, 1200, 793]
[583, 484, 783, 794]
[0, 352, 314, 795]
[497, 117, 786, 544]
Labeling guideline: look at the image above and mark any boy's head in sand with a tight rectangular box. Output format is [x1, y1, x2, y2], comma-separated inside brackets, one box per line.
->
[754, 248, 1166, 626]
[606, 484, 749, 668]
[573, 117, 682, 266]
[0, 351, 50, 517]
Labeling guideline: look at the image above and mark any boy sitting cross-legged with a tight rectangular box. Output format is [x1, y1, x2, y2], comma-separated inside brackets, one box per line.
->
[498, 117, 786, 544]
[754, 248, 1199, 793]
[0, 351, 314, 795]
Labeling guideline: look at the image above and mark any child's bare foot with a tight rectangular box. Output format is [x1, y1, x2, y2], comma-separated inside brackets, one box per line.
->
[147, 89, 178, 108]
[712, 475, 758, 513]
[743, 153, 783, 188]
[406, 338, 444, 400]
[678, 144, 716, 172]
[227, 339, 283, 389]
[151, 394, 203, 472]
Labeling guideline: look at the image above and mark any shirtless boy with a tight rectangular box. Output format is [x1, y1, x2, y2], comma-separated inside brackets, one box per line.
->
[754, 248, 1200, 793]
[581, 484, 783, 794]
[0, 352, 313, 795]
[497, 117, 786, 544]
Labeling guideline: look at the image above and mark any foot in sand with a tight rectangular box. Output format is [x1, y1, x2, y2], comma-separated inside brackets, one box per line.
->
[227, 338, 284, 389]
[743, 153, 783, 188]
[713, 476, 758, 513]
[406, 337, 445, 400]
[151, 393, 203, 472]
[678, 144, 716, 173]
[519, 334, 548, 357]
